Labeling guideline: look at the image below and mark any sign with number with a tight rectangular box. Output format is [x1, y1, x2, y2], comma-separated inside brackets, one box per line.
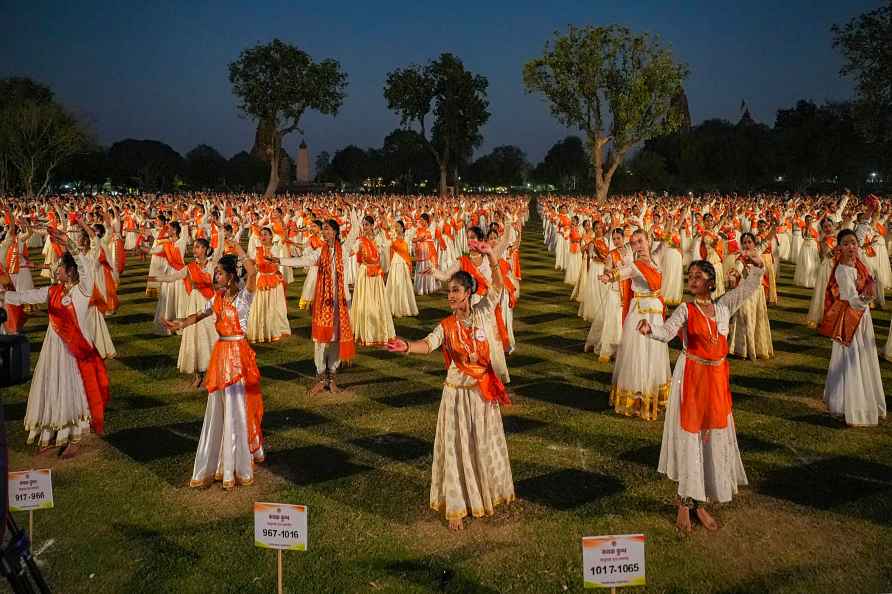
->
[254, 502, 307, 551]
[8, 469, 54, 512]
[582, 534, 646, 589]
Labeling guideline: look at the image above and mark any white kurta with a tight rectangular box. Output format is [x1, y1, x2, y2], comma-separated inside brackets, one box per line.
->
[823, 264, 886, 426]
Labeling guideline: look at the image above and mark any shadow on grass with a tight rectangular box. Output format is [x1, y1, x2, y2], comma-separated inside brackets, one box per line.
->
[113, 523, 200, 590]
[266, 444, 373, 486]
[258, 359, 317, 382]
[262, 407, 329, 432]
[514, 381, 609, 413]
[105, 424, 197, 463]
[525, 333, 581, 353]
[520, 312, 568, 326]
[502, 415, 549, 434]
[517, 468, 624, 510]
[757, 455, 892, 526]
[349, 432, 430, 462]
[373, 388, 439, 408]
[117, 353, 178, 376]
[371, 554, 501, 594]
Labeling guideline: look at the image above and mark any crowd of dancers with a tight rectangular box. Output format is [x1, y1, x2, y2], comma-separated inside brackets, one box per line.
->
[0, 190, 887, 533]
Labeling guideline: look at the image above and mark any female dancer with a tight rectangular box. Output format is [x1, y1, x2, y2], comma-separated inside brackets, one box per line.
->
[806, 218, 838, 328]
[351, 215, 396, 346]
[638, 251, 765, 533]
[385, 241, 514, 531]
[162, 247, 266, 489]
[727, 233, 773, 360]
[1, 230, 110, 457]
[386, 221, 419, 317]
[247, 227, 290, 344]
[819, 229, 886, 426]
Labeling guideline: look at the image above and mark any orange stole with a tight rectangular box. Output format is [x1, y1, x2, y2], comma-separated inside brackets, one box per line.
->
[459, 256, 489, 296]
[390, 239, 413, 273]
[0, 261, 25, 333]
[311, 242, 356, 361]
[620, 260, 664, 323]
[356, 236, 383, 277]
[818, 259, 870, 346]
[204, 291, 264, 454]
[254, 246, 284, 291]
[184, 261, 214, 299]
[439, 315, 510, 405]
[47, 284, 110, 435]
[92, 248, 119, 314]
[160, 241, 185, 271]
[681, 304, 731, 433]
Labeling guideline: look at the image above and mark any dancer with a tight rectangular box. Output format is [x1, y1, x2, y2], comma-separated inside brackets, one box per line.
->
[385, 241, 514, 531]
[162, 247, 265, 490]
[726, 233, 774, 360]
[600, 229, 671, 420]
[818, 229, 886, 426]
[637, 251, 765, 533]
[1, 230, 110, 457]
[351, 215, 396, 346]
[386, 221, 419, 317]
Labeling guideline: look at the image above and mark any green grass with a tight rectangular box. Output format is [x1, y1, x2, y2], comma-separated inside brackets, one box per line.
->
[4, 211, 892, 594]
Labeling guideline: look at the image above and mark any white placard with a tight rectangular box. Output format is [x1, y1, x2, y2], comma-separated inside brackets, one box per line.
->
[582, 534, 646, 589]
[254, 502, 307, 551]
[8, 469, 54, 512]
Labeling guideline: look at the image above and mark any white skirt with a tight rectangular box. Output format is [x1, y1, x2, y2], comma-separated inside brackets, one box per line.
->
[385, 256, 419, 317]
[190, 382, 265, 489]
[777, 232, 792, 261]
[661, 248, 684, 306]
[579, 261, 606, 321]
[429, 382, 515, 520]
[88, 307, 116, 359]
[564, 250, 582, 285]
[794, 239, 819, 288]
[806, 258, 834, 327]
[350, 265, 395, 346]
[610, 298, 671, 420]
[790, 231, 802, 262]
[299, 266, 318, 310]
[590, 285, 623, 360]
[24, 325, 93, 448]
[658, 354, 748, 503]
[178, 290, 217, 374]
[247, 285, 291, 343]
[824, 311, 887, 426]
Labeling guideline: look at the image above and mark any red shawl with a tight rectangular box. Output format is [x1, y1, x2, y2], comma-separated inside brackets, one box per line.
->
[819, 258, 870, 346]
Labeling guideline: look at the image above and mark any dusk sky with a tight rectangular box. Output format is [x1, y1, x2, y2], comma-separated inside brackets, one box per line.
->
[1, 1, 877, 166]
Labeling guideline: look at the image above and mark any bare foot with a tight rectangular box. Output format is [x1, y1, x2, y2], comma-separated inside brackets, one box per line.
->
[60, 443, 79, 459]
[37, 444, 58, 456]
[676, 505, 692, 535]
[695, 507, 719, 531]
[308, 377, 327, 396]
[190, 374, 203, 389]
[448, 518, 464, 531]
[328, 376, 341, 394]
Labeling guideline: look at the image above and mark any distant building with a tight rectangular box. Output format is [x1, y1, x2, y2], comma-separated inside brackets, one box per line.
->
[296, 140, 311, 183]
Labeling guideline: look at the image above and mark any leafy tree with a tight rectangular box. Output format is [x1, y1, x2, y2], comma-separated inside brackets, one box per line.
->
[531, 136, 591, 191]
[229, 39, 347, 197]
[0, 77, 89, 196]
[185, 144, 227, 189]
[381, 128, 437, 192]
[107, 139, 184, 191]
[384, 53, 490, 196]
[523, 25, 688, 200]
[466, 145, 529, 187]
[227, 151, 267, 191]
[314, 150, 331, 181]
[330, 145, 370, 187]
[832, 1, 892, 169]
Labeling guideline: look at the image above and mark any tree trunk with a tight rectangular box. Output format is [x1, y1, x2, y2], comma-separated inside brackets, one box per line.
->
[591, 133, 608, 201]
[263, 131, 281, 198]
[438, 161, 448, 197]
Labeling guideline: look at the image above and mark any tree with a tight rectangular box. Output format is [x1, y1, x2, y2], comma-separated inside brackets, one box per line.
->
[381, 129, 437, 191]
[314, 150, 331, 181]
[384, 53, 490, 196]
[0, 77, 90, 197]
[185, 144, 227, 189]
[107, 139, 184, 191]
[832, 1, 892, 169]
[523, 25, 688, 200]
[227, 151, 267, 191]
[531, 136, 591, 191]
[330, 145, 370, 187]
[229, 39, 348, 197]
[466, 145, 529, 187]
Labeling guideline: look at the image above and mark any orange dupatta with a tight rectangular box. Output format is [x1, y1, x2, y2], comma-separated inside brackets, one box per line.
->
[440, 315, 510, 405]
[47, 284, 110, 435]
[818, 258, 870, 346]
[311, 242, 356, 362]
[620, 260, 664, 323]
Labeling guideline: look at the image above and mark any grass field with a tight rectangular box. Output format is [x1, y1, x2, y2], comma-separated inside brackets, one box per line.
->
[4, 208, 892, 593]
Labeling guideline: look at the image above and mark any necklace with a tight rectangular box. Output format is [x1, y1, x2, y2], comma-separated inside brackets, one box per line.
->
[454, 311, 479, 364]
[694, 297, 712, 306]
[693, 302, 720, 344]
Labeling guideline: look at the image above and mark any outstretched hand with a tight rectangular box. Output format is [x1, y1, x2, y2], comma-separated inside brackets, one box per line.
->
[637, 319, 652, 336]
[384, 337, 409, 353]
[160, 317, 181, 332]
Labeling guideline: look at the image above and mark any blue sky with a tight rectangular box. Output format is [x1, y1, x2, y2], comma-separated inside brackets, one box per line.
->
[1, 0, 876, 163]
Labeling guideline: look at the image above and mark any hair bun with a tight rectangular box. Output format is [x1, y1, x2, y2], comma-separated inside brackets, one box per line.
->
[469, 276, 478, 295]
